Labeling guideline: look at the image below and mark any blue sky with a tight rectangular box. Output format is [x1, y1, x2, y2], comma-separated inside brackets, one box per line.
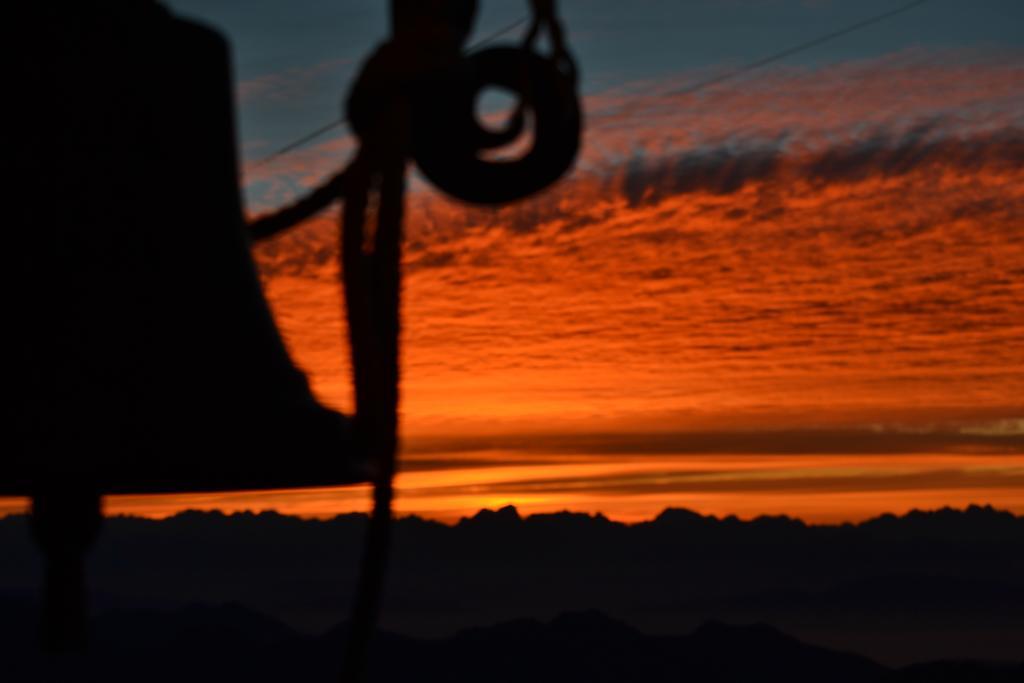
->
[163, 0, 1024, 174]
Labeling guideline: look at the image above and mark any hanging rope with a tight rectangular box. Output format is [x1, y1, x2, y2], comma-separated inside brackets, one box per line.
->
[246, 2, 580, 680]
[248, 167, 350, 240]
[335, 87, 409, 683]
[337, 149, 403, 683]
[336, 2, 468, 680]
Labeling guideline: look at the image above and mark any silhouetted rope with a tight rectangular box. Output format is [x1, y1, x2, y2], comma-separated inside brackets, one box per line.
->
[338, 146, 405, 683]
[328, 4, 580, 680]
[248, 167, 350, 239]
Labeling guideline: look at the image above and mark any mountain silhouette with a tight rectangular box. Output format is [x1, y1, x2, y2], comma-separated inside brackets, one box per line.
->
[2, 601, 1020, 682]
[2, 505, 1022, 665]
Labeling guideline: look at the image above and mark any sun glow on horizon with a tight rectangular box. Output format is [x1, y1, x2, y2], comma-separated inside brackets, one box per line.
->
[1, 452, 1019, 524]
[6, 52, 1022, 524]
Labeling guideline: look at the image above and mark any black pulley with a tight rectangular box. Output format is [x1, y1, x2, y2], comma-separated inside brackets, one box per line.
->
[412, 46, 581, 205]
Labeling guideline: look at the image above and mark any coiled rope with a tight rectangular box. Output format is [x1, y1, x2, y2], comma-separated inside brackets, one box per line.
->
[251, 3, 578, 681]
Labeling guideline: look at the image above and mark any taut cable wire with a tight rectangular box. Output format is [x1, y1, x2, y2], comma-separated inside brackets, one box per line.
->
[249, 0, 933, 177]
[249, 15, 530, 170]
[666, 0, 932, 98]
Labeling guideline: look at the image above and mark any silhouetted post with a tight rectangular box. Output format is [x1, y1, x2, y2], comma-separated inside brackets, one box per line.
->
[30, 484, 102, 651]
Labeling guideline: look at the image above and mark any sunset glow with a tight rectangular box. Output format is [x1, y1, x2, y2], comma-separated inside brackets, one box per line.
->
[228, 53, 1024, 523]
[6, 5, 1022, 523]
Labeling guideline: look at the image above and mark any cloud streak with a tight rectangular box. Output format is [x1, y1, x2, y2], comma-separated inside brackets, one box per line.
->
[38, 48, 1015, 523]
[615, 123, 1024, 207]
[400, 428, 1024, 459]
[23, 452, 1014, 524]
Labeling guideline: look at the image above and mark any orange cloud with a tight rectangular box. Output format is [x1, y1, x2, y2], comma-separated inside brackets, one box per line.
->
[252, 124, 1024, 435]
[10, 50, 1022, 523]
[2, 452, 1015, 524]
[218, 50, 1024, 524]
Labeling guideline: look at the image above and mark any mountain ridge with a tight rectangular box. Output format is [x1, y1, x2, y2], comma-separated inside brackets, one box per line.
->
[2, 503, 1021, 665]
[4, 601, 1021, 683]
[2, 501, 1020, 528]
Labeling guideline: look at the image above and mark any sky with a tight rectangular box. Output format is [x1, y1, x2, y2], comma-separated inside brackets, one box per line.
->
[8, 0, 1023, 522]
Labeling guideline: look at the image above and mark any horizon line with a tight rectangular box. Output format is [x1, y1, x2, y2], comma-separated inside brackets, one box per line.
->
[2, 502, 1017, 528]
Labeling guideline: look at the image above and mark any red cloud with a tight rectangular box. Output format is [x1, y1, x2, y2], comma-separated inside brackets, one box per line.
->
[57, 49, 1019, 523]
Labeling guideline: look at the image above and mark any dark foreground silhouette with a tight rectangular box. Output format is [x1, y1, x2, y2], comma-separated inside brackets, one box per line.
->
[11, 1, 364, 498]
[10, 0, 581, 658]
[10, 0, 366, 648]
[1, 601, 1020, 683]
[3, 504, 1022, 667]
